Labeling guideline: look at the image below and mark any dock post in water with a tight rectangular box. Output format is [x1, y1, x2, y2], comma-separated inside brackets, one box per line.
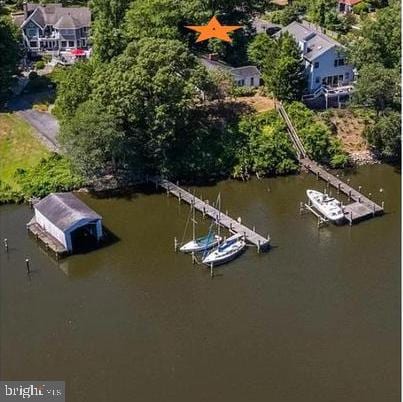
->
[210, 263, 214, 279]
[174, 237, 178, 252]
[25, 258, 31, 274]
[3, 238, 8, 252]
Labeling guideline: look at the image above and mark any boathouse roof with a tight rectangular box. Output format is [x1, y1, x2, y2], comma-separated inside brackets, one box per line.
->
[34, 192, 102, 231]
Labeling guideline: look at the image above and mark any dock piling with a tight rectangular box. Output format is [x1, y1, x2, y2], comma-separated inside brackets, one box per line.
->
[3, 238, 8, 252]
[210, 263, 214, 279]
[25, 258, 31, 274]
[174, 237, 178, 252]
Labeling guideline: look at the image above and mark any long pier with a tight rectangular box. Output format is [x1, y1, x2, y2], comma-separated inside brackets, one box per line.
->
[153, 178, 270, 251]
[277, 103, 384, 224]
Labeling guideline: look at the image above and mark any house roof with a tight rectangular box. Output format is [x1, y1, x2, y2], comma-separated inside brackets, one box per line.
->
[275, 21, 342, 61]
[198, 55, 260, 79]
[252, 18, 282, 34]
[21, 3, 91, 29]
[34, 193, 102, 232]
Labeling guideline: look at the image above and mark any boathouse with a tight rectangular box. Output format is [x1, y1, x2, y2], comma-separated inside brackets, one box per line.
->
[28, 192, 103, 254]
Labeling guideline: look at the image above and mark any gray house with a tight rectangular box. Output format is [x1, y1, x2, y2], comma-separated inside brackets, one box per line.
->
[13, 2, 91, 55]
[199, 54, 260, 88]
[275, 21, 355, 96]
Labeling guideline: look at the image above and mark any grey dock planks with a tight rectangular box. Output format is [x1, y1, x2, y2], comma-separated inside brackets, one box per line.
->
[154, 178, 270, 250]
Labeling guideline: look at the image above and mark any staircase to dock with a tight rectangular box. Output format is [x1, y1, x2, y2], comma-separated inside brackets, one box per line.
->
[277, 103, 384, 224]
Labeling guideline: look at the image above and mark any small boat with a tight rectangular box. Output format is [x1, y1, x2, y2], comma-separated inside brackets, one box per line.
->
[180, 197, 222, 253]
[202, 233, 246, 266]
[180, 233, 222, 253]
[306, 189, 345, 223]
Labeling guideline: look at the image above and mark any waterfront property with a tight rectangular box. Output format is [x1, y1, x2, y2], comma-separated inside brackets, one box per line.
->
[27, 192, 102, 255]
[12, 2, 91, 56]
[277, 103, 384, 224]
[275, 21, 355, 103]
[199, 54, 261, 88]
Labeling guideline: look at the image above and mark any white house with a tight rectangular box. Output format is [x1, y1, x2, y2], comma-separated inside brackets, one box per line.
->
[30, 192, 103, 253]
[275, 21, 355, 94]
[199, 54, 261, 88]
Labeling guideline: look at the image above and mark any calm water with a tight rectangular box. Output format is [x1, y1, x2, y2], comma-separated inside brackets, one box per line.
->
[0, 165, 400, 402]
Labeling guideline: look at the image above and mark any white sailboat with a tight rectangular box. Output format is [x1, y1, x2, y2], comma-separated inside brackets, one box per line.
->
[202, 233, 246, 266]
[180, 197, 222, 253]
[306, 189, 345, 223]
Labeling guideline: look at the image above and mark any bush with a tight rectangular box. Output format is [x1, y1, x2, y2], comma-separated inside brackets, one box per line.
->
[35, 60, 45, 70]
[14, 154, 84, 199]
[285, 102, 349, 165]
[0, 180, 23, 204]
[232, 111, 299, 178]
[231, 86, 256, 97]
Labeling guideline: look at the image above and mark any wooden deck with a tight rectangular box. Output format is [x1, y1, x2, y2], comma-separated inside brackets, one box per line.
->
[277, 103, 384, 224]
[154, 178, 270, 251]
[27, 218, 68, 256]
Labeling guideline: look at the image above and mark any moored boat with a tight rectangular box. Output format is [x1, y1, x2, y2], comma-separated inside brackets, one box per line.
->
[306, 189, 345, 223]
[180, 234, 222, 253]
[202, 233, 246, 266]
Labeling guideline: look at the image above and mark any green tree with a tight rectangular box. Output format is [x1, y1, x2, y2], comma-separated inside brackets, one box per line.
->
[53, 61, 96, 120]
[0, 15, 21, 102]
[252, 33, 305, 101]
[60, 100, 127, 178]
[89, 38, 210, 174]
[353, 63, 400, 115]
[90, 0, 131, 62]
[364, 111, 401, 161]
[347, 1, 401, 69]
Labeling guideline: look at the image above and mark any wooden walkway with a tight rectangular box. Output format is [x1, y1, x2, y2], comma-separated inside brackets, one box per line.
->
[154, 178, 270, 251]
[27, 218, 67, 257]
[277, 103, 384, 224]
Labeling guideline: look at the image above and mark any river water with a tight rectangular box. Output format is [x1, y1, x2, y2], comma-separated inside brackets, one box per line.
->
[0, 164, 400, 402]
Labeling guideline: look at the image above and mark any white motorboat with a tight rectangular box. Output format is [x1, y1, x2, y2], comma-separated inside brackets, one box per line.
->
[306, 189, 345, 223]
[180, 234, 222, 253]
[202, 233, 246, 266]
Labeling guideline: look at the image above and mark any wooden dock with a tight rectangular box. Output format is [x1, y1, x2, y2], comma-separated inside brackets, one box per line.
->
[154, 178, 270, 251]
[277, 103, 384, 224]
[27, 218, 67, 257]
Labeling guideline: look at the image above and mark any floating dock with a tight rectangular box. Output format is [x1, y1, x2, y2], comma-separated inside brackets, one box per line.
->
[153, 178, 270, 251]
[277, 103, 384, 224]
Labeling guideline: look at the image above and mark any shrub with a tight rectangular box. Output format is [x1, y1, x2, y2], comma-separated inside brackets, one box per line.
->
[231, 86, 256, 97]
[285, 102, 348, 165]
[35, 60, 45, 70]
[14, 154, 84, 199]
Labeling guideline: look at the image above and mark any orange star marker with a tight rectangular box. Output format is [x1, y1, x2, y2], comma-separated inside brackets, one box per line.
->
[185, 16, 242, 43]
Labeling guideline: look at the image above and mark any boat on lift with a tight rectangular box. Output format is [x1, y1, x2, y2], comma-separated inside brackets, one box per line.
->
[306, 189, 345, 223]
[202, 233, 246, 266]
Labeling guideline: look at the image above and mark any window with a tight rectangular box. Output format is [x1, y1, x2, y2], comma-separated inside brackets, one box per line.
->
[68, 41, 75, 48]
[345, 72, 350, 80]
[81, 39, 86, 47]
[338, 75, 343, 81]
[238, 79, 245, 86]
[314, 62, 319, 68]
[61, 41, 67, 48]
[334, 58, 345, 67]
[250, 77, 254, 86]
[315, 76, 320, 84]
[26, 28, 37, 37]
[29, 41, 38, 48]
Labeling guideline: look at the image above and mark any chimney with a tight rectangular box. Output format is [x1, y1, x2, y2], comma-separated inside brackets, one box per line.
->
[23, 1, 28, 19]
[299, 40, 307, 54]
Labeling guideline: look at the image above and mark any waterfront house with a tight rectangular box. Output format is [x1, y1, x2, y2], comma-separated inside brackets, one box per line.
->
[12, 2, 91, 56]
[275, 21, 355, 100]
[28, 192, 102, 254]
[199, 54, 261, 88]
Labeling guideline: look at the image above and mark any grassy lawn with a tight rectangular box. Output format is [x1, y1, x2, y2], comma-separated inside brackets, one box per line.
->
[0, 113, 49, 190]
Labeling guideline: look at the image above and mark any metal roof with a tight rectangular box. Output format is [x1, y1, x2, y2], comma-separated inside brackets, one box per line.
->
[275, 21, 342, 61]
[198, 55, 260, 79]
[34, 193, 101, 232]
